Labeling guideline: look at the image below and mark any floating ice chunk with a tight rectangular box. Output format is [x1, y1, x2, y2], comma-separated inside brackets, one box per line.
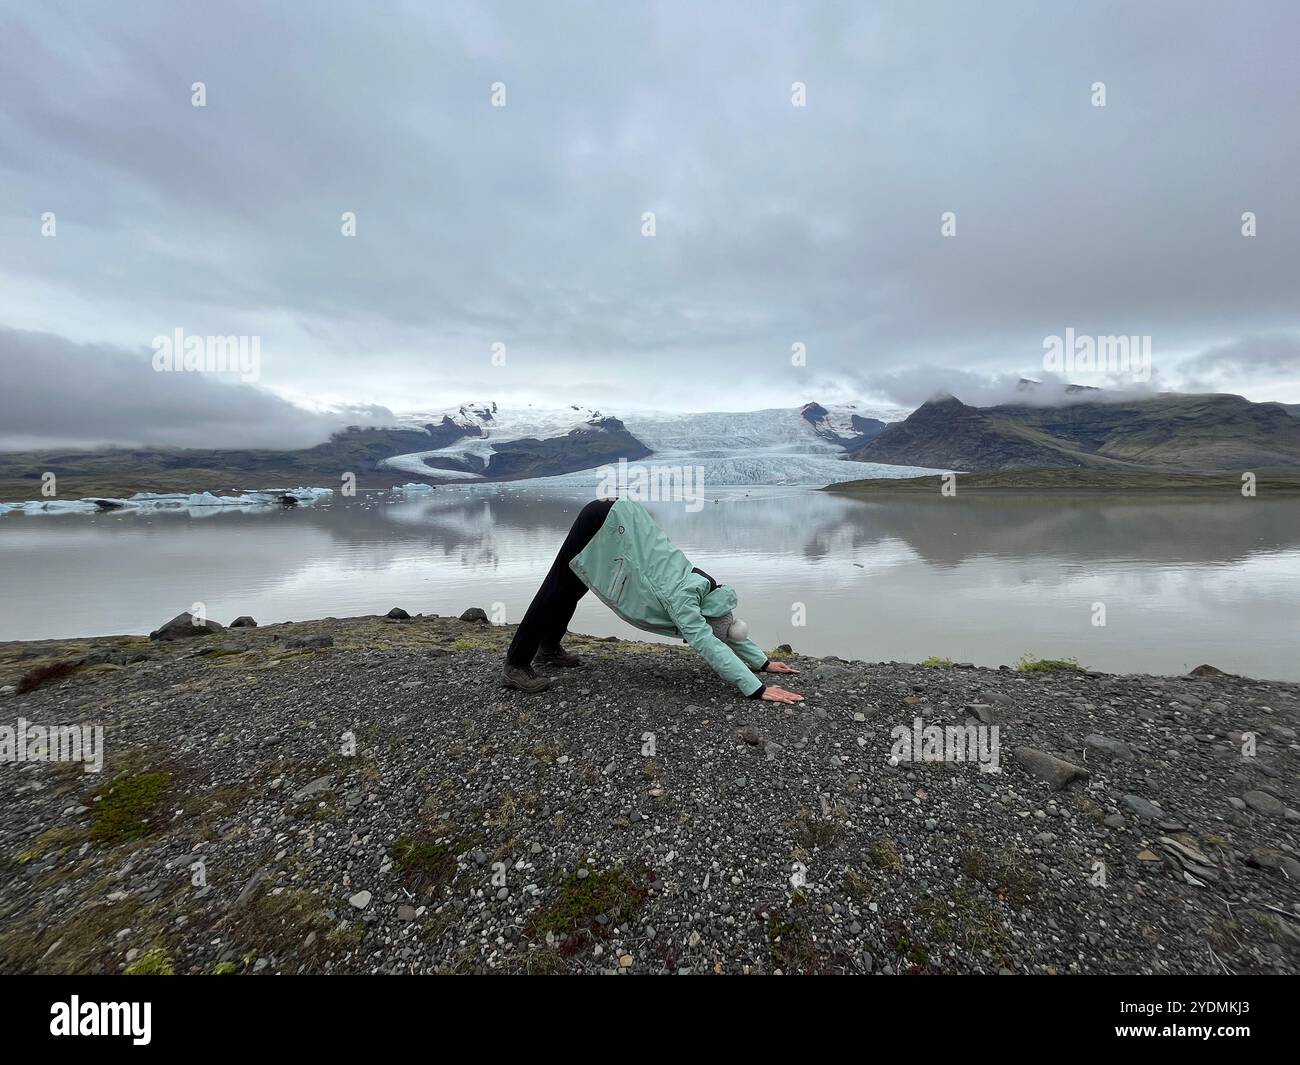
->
[0, 486, 336, 516]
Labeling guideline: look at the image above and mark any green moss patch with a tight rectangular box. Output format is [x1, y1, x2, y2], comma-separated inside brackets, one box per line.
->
[1016, 655, 1085, 673]
[390, 834, 462, 893]
[960, 846, 1040, 907]
[527, 864, 648, 946]
[90, 771, 172, 844]
[869, 837, 902, 871]
[125, 947, 174, 975]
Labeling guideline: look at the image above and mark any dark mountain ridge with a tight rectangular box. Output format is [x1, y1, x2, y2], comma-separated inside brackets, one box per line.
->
[853, 392, 1300, 472]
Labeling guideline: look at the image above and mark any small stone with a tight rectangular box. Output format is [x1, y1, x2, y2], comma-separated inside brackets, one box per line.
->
[348, 890, 372, 910]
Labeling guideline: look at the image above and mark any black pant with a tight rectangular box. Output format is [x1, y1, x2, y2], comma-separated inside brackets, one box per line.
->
[506, 498, 615, 667]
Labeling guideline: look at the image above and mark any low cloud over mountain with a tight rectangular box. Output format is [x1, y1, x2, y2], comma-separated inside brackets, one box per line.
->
[0, 326, 398, 451]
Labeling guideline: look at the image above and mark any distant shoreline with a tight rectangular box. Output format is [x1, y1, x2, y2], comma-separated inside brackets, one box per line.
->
[825, 467, 1300, 495]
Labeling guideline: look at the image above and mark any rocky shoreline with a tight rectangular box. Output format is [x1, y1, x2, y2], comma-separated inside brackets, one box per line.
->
[1, 612, 1297, 975]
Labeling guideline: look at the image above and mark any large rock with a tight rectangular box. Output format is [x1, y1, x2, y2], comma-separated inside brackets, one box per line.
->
[1122, 794, 1166, 820]
[282, 634, 333, 650]
[1242, 790, 1286, 817]
[1084, 733, 1134, 760]
[149, 612, 224, 641]
[229, 616, 258, 628]
[1013, 747, 1090, 791]
[291, 774, 335, 801]
[459, 607, 489, 623]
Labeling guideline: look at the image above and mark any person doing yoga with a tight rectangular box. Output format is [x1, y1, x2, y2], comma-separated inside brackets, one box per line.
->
[501, 497, 803, 702]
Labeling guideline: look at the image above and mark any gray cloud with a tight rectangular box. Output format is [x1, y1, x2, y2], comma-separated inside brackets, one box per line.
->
[0, 326, 397, 450]
[1, 0, 1298, 436]
[837, 364, 1164, 409]
[1178, 334, 1300, 394]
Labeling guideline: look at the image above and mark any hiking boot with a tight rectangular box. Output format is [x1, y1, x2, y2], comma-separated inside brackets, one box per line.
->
[537, 645, 582, 668]
[501, 664, 552, 693]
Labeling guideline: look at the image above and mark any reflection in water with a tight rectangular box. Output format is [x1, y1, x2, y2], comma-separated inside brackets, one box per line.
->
[2, 485, 1298, 680]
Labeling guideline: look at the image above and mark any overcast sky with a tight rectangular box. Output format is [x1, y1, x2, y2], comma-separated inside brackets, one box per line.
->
[1, 0, 1298, 449]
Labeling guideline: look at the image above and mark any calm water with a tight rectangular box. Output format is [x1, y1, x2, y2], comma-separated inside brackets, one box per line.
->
[2, 485, 1299, 680]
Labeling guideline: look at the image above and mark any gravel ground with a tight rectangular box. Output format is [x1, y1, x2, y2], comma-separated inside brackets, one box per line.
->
[1, 612, 1297, 975]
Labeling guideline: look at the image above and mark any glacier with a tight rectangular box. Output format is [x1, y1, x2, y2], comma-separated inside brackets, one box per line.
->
[383, 403, 943, 486]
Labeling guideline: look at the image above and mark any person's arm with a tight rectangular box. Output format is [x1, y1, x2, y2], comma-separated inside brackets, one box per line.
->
[729, 637, 770, 673]
[663, 595, 765, 697]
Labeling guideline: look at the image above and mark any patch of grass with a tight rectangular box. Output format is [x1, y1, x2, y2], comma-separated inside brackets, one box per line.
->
[527, 864, 648, 944]
[888, 924, 931, 971]
[390, 834, 462, 893]
[0, 898, 146, 974]
[915, 891, 1009, 956]
[182, 784, 252, 819]
[17, 825, 87, 864]
[869, 837, 902, 871]
[213, 961, 239, 975]
[922, 656, 955, 668]
[960, 847, 1040, 907]
[513, 946, 568, 975]
[451, 638, 482, 651]
[1016, 654, 1085, 674]
[228, 888, 341, 962]
[125, 947, 174, 975]
[184, 783, 255, 842]
[766, 896, 822, 974]
[16, 659, 85, 693]
[89, 770, 172, 844]
[841, 868, 872, 902]
[789, 809, 843, 851]
[326, 922, 365, 951]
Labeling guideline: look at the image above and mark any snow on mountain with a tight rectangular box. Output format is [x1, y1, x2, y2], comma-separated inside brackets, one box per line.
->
[384, 402, 617, 477]
[798, 401, 892, 447]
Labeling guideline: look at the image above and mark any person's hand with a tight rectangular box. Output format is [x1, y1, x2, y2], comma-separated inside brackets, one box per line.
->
[764, 660, 799, 675]
[760, 684, 804, 703]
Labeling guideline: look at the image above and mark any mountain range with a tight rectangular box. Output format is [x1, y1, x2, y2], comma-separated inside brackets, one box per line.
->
[2, 389, 1298, 502]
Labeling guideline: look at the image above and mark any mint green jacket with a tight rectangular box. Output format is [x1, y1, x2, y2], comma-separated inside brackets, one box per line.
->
[569, 498, 768, 696]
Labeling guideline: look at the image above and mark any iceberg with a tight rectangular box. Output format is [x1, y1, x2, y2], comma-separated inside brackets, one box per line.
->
[0, 487, 335, 517]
